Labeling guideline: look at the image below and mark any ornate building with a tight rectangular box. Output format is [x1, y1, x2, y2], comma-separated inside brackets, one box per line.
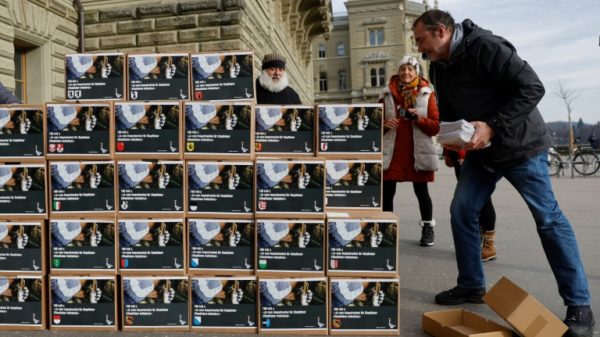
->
[1, 0, 333, 104]
[313, 0, 434, 104]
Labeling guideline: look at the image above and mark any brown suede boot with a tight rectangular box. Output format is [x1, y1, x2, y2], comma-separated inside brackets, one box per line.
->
[481, 230, 497, 262]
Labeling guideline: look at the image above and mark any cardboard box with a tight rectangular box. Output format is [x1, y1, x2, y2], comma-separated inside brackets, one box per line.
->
[186, 161, 254, 218]
[49, 219, 116, 274]
[190, 51, 255, 101]
[422, 309, 512, 337]
[0, 105, 45, 161]
[190, 276, 257, 332]
[330, 278, 400, 335]
[49, 160, 115, 216]
[188, 219, 254, 275]
[0, 162, 47, 219]
[127, 53, 190, 101]
[117, 160, 184, 215]
[118, 218, 185, 274]
[255, 157, 325, 219]
[0, 274, 46, 330]
[65, 52, 125, 101]
[325, 159, 383, 210]
[256, 219, 325, 276]
[114, 101, 182, 159]
[46, 103, 113, 159]
[254, 105, 315, 156]
[183, 101, 254, 159]
[49, 275, 118, 330]
[317, 104, 383, 158]
[122, 275, 189, 331]
[326, 211, 398, 277]
[0, 221, 45, 274]
[483, 276, 568, 337]
[258, 277, 328, 334]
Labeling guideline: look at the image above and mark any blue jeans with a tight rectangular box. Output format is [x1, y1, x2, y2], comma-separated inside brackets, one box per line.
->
[451, 151, 591, 306]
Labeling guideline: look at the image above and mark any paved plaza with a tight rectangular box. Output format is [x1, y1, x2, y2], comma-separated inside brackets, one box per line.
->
[5, 165, 599, 337]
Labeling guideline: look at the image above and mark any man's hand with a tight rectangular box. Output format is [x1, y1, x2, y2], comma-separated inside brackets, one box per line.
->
[101, 63, 112, 78]
[290, 116, 302, 132]
[154, 113, 166, 130]
[17, 286, 29, 302]
[465, 121, 494, 150]
[357, 115, 369, 130]
[158, 172, 170, 189]
[16, 233, 28, 249]
[357, 171, 369, 186]
[162, 287, 175, 303]
[85, 115, 97, 131]
[89, 288, 102, 303]
[89, 172, 102, 189]
[228, 229, 241, 247]
[227, 173, 240, 190]
[225, 114, 237, 130]
[158, 230, 170, 247]
[164, 64, 176, 79]
[19, 118, 31, 134]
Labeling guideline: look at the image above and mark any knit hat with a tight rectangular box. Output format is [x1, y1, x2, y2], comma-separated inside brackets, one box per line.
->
[398, 55, 421, 75]
[262, 53, 286, 70]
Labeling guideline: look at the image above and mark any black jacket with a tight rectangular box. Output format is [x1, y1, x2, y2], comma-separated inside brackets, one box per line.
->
[255, 79, 301, 105]
[0, 83, 20, 104]
[430, 19, 551, 167]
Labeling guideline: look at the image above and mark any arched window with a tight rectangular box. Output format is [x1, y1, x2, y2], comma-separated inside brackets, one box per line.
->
[336, 43, 346, 56]
[318, 44, 326, 58]
[319, 72, 328, 91]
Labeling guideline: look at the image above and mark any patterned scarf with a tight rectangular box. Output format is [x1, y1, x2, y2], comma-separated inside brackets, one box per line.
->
[389, 75, 427, 116]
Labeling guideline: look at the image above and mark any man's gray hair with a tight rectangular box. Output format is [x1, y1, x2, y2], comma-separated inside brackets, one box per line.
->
[412, 9, 455, 32]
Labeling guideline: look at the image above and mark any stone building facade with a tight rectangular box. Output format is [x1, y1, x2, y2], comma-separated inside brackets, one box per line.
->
[1, 0, 332, 104]
[313, 0, 432, 104]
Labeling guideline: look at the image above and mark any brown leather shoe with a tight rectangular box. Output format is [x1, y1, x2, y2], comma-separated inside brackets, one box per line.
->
[481, 230, 497, 262]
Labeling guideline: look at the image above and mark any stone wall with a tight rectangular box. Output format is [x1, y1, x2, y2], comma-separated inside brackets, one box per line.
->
[82, 0, 332, 104]
[0, 0, 78, 103]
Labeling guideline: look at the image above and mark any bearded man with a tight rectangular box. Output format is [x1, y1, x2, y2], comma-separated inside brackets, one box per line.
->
[255, 53, 301, 104]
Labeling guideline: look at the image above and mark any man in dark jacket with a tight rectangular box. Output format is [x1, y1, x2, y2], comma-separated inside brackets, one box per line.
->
[0, 83, 20, 104]
[255, 53, 301, 104]
[413, 10, 594, 337]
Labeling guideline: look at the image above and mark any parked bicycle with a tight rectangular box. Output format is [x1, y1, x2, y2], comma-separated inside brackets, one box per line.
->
[548, 145, 600, 177]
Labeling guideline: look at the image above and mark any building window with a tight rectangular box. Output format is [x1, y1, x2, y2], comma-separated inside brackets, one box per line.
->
[319, 72, 328, 91]
[336, 43, 346, 56]
[338, 70, 347, 90]
[318, 44, 326, 58]
[14, 48, 27, 103]
[369, 28, 384, 46]
[370, 67, 386, 87]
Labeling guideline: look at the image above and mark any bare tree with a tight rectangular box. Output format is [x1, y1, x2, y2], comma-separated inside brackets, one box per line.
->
[553, 80, 580, 177]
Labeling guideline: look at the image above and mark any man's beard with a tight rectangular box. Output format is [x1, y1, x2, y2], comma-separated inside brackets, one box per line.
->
[258, 70, 289, 93]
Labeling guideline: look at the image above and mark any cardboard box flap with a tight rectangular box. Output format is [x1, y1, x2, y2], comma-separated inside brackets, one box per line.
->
[484, 277, 568, 337]
[423, 309, 513, 337]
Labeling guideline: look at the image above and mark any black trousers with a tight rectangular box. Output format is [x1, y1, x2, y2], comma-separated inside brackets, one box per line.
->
[383, 180, 433, 221]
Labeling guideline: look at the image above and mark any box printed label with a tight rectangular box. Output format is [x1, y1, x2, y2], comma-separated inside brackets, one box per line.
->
[0, 223, 42, 272]
[256, 162, 324, 213]
[119, 220, 184, 270]
[257, 221, 323, 272]
[47, 104, 111, 156]
[255, 106, 314, 153]
[123, 277, 188, 327]
[191, 278, 256, 328]
[50, 221, 115, 270]
[0, 165, 46, 214]
[188, 163, 253, 213]
[185, 102, 252, 154]
[318, 105, 382, 153]
[51, 162, 114, 212]
[328, 221, 396, 272]
[330, 280, 398, 330]
[128, 54, 190, 101]
[325, 161, 381, 208]
[0, 276, 43, 325]
[118, 161, 183, 212]
[51, 277, 116, 326]
[189, 220, 253, 270]
[65, 53, 125, 100]
[260, 279, 327, 330]
[191, 53, 254, 101]
[0, 107, 44, 157]
[115, 102, 180, 154]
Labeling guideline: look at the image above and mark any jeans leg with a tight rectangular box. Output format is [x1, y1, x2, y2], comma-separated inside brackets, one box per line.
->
[451, 158, 500, 289]
[503, 152, 591, 306]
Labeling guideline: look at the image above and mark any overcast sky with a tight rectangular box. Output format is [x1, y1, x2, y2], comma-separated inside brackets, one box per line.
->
[332, 0, 600, 123]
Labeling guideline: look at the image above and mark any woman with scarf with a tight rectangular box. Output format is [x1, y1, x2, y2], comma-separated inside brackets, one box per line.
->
[379, 56, 439, 247]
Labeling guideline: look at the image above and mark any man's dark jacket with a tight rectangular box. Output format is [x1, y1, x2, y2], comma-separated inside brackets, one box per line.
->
[0, 83, 20, 104]
[255, 79, 301, 105]
[430, 19, 551, 167]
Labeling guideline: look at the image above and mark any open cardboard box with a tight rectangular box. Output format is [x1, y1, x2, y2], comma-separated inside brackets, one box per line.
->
[424, 276, 568, 337]
[483, 276, 568, 337]
[423, 309, 512, 337]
